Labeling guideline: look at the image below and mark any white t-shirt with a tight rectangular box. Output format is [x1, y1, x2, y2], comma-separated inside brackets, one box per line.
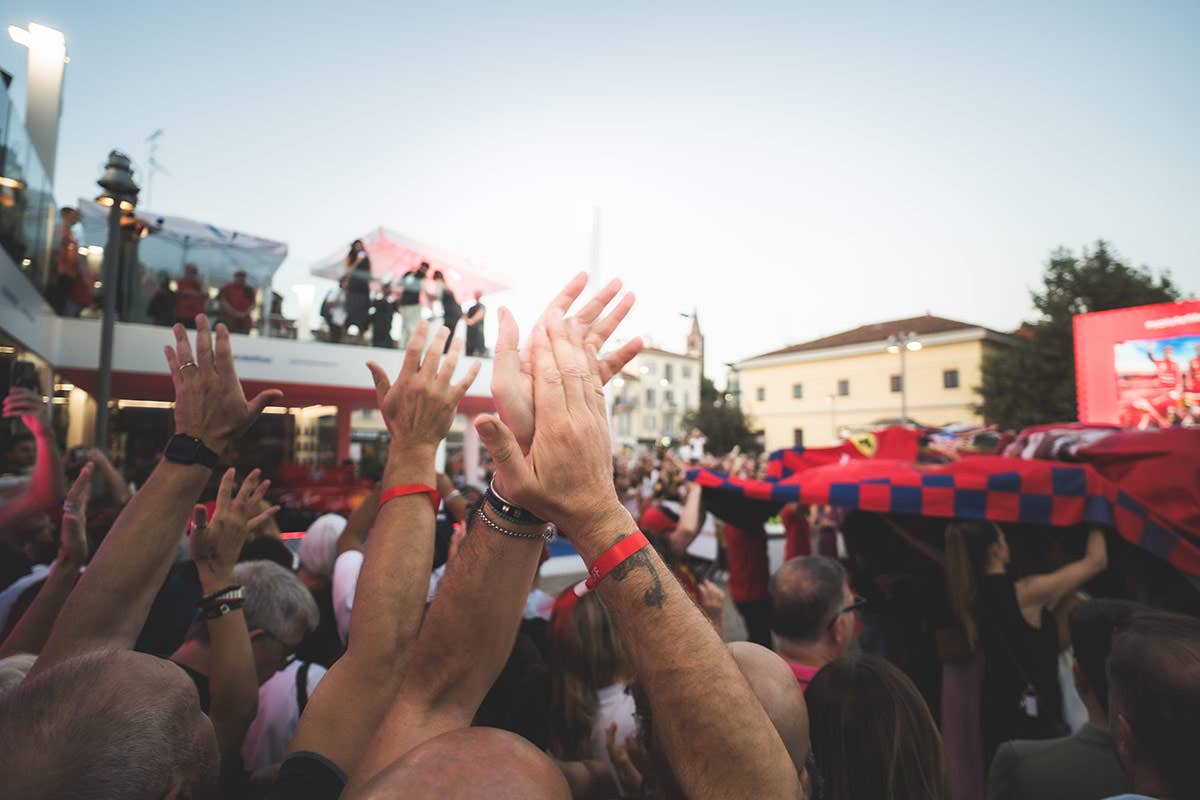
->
[241, 660, 328, 772]
[589, 683, 638, 795]
[332, 550, 364, 645]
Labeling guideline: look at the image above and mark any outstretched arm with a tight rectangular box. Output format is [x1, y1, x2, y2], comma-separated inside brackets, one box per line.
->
[0, 388, 65, 529]
[286, 323, 480, 777]
[86, 448, 133, 505]
[346, 275, 642, 789]
[32, 317, 280, 676]
[1017, 527, 1108, 613]
[191, 469, 278, 765]
[478, 311, 800, 800]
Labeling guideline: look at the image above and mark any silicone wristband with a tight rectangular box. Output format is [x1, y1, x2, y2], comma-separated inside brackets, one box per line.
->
[379, 483, 440, 513]
[584, 530, 650, 591]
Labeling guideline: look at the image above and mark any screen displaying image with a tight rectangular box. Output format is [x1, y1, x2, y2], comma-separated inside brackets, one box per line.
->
[1112, 335, 1200, 428]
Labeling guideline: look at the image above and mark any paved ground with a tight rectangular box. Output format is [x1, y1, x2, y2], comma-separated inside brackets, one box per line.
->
[539, 534, 787, 642]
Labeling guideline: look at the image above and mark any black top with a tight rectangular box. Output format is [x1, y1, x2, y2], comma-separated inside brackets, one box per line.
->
[370, 297, 395, 344]
[466, 302, 486, 348]
[978, 573, 1065, 764]
[0, 546, 33, 592]
[398, 271, 422, 306]
[442, 287, 462, 319]
[269, 751, 347, 800]
[176, 661, 211, 713]
[294, 585, 345, 668]
[346, 257, 371, 299]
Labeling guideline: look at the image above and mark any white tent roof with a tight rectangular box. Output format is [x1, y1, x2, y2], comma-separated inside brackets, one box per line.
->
[78, 199, 288, 288]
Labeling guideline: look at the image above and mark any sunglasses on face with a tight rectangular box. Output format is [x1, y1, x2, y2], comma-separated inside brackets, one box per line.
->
[826, 595, 868, 631]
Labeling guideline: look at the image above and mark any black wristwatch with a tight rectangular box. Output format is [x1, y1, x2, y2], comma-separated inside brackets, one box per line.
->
[163, 434, 220, 469]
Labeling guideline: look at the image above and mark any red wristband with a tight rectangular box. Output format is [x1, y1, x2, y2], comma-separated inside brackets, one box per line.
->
[585, 530, 650, 591]
[379, 483, 440, 513]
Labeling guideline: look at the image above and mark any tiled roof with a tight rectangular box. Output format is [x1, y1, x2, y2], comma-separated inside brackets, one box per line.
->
[746, 314, 986, 360]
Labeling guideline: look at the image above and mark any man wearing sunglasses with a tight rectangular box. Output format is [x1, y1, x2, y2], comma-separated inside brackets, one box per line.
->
[767, 556, 864, 691]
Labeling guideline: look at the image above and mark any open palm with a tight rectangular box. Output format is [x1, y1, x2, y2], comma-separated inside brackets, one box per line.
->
[493, 273, 643, 453]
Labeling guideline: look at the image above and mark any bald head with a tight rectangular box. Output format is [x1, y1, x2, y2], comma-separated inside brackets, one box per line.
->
[0, 650, 219, 799]
[769, 556, 847, 644]
[729, 642, 811, 773]
[350, 728, 570, 800]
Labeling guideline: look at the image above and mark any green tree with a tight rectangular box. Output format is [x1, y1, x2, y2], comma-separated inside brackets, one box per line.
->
[683, 399, 759, 455]
[977, 241, 1181, 426]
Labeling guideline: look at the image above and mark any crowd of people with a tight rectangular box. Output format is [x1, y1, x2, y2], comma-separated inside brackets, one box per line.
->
[320, 241, 488, 354]
[0, 272, 1196, 799]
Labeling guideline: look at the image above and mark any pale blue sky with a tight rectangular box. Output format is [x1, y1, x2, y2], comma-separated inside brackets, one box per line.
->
[3, 1, 1197, 379]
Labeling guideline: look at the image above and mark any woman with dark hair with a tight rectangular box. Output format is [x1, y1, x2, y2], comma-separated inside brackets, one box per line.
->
[343, 239, 371, 344]
[807, 654, 949, 800]
[547, 588, 636, 792]
[944, 522, 1107, 765]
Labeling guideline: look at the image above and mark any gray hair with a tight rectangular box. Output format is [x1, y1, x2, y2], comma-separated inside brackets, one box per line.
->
[0, 653, 36, 696]
[0, 650, 219, 799]
[188, 560, 318, 644]
[768, 556, 847, 644]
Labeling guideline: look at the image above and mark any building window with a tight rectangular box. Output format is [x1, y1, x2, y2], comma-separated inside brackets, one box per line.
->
[664, 390, 675, 406]
[617, 415, 631, 436]
[664, 415, 675, 436]
[644, 414, 656, 431]
[684, 391, 690, 408]
[682, 365, 693, 378]
[645, 389, 656, 408]
[793, 428, 805, 447]
[645, 362, 656, 375]
[943, 369, 960, 389]
[890, 374, 902, 393]
[792, 383, 803, 399]
[837, 379, 849, 397]
[665, 363, 674, 381]
[756, 387, 766, 402]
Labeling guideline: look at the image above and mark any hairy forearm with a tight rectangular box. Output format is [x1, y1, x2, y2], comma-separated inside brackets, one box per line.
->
[584, 508, 800, 800]
[200, 569, 258, 763]
[287, 449, 437, 774]
[32, 461, 210, 675]
[346, 505, 544, 790]
[0, 558, 79, 658]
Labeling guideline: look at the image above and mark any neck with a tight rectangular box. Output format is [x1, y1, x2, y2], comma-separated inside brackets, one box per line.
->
[171, 640, 211, 676]
[1082, 695, 1109, 730]
[775, 636, 836, 670]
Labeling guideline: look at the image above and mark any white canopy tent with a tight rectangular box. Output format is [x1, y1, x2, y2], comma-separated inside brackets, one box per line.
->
[77, 199, 288, 331]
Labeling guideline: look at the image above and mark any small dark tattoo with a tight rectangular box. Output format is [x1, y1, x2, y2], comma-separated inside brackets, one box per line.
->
[609, 534, 666, 608]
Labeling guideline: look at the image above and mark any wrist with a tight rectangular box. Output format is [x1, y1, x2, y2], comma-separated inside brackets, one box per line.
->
[197, 564, 237, 592]
[565, 504, 638, 563]
[384, 445, 437, 484]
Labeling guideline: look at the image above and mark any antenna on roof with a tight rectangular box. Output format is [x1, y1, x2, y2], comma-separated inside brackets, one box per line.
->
[144, 129, 169, 207]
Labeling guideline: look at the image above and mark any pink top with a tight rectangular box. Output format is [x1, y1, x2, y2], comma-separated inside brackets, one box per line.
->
[789, 662, 819, 691]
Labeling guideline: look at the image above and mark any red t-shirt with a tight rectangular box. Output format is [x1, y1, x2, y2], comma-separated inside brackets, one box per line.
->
[176, 276, 206, 319]
[1153, 356, 1179, 389]
[1187, 357, 1200, 392]
[219, 282, 254, 313]
[788, 662, 819, 691]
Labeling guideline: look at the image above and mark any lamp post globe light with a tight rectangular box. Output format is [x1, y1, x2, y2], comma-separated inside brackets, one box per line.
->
[94, 151, 139, 450]
[885, 331, 922, 426]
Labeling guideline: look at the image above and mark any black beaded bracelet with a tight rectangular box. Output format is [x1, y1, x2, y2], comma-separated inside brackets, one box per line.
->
[484, 480, 546, 526]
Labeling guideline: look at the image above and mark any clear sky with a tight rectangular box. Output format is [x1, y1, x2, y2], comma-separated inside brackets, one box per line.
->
[3, 1, 1197, 381]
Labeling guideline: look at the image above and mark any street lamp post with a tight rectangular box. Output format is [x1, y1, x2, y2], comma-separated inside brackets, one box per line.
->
[886, 332, 922, 426]
[94, 151, 139, 450]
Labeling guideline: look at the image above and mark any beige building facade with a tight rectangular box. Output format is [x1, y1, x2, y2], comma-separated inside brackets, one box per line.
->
[734, 315, 1013, 450]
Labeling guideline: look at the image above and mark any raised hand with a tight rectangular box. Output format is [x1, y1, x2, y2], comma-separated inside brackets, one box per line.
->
[476, 310, 627, 536]
[3, 387, 51, 437]
[189, 468, 277, 582]
[492, 272, 643, 453]
[58, 463, 94, 567]
[606, 721, 646, 795]
[164, 314, 283, 455]
[367, 321, 481, 460]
